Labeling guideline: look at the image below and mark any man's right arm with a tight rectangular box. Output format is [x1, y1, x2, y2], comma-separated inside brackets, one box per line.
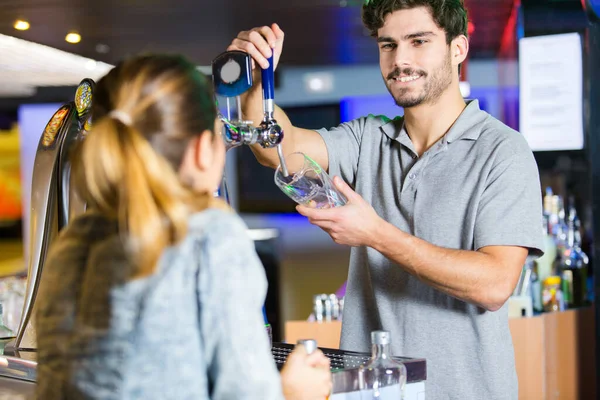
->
[227, 23, 329, 171]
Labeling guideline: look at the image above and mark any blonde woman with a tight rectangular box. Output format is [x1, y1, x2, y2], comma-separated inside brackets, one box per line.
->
[35, 54, 331, 400]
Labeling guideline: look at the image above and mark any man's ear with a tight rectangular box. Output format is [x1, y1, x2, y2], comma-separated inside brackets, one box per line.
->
[194, 130, 214, 171]
[451, 34, 469, 67]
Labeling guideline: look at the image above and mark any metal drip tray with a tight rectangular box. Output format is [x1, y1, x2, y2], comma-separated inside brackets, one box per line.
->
[270, 342, 426, 383]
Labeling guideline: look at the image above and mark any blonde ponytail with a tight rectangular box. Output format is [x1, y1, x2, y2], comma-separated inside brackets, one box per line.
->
[78, 117, 210, 277]
[78, 54, 222, 277]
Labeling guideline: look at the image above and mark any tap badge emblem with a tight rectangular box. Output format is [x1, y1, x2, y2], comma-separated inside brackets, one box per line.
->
[75, 82, 92, 117]
[42, 106, 69, 148]
[220, 59, 242, 84]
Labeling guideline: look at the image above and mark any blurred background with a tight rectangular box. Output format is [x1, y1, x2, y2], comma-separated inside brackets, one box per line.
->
[0, 0, 600, 396]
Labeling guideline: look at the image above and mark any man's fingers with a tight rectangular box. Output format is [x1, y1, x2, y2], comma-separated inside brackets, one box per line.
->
[306, 350, 331, 369]
[256, 25, 278, 48]
[308, 220, 335, 232]
[333, 176, 359, 202]
[248, 30, 274, 58]
[272, 23, 285, 41]
[297, 205, 337, 220]
[229, 38, 270, 69]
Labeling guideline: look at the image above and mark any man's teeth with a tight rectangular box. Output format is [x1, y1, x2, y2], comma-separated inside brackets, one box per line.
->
[395, 75, 420, 82]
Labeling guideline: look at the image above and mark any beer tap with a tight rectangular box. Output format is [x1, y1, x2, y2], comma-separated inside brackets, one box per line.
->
[211, 51, 288, 175]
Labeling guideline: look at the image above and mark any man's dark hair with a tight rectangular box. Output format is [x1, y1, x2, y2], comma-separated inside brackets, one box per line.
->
[362, 0, 469, 44]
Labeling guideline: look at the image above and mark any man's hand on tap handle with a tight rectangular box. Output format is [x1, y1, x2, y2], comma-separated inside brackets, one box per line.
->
[225, 24, 329, 171]
[227, 23, 285, 75]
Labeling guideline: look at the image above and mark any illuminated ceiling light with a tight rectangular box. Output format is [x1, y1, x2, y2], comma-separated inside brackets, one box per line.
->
[14, 20, 30, 31]
[65, 32, 81, 44]
[0, 33, 113, 97]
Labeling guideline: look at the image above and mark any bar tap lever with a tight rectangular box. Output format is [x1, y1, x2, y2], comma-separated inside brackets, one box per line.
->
[211, 51, 284, 150]
[257, 55, 284, 148]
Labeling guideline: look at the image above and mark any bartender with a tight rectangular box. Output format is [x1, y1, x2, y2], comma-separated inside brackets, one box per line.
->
[225, 0, 544, 398]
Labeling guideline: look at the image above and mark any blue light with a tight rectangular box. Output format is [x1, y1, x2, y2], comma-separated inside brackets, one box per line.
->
[340, 94, 403, 122]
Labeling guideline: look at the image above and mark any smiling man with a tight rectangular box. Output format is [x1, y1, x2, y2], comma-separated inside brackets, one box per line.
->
[228, 0, 544, 398]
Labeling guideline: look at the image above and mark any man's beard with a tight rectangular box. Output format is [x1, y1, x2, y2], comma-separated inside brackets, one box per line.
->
[385, 53, 453, 109]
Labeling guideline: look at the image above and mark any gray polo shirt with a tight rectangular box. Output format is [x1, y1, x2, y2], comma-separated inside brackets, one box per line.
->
[317, 100, 544, 400]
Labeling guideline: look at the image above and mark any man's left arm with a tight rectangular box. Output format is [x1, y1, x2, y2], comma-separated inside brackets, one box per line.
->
[370, 222, 527, 312]
[298, 148, 543, 312]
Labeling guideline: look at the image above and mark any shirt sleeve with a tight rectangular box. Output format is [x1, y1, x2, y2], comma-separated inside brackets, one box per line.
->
[316, 117, 367, 186]
[197, 210, 284, 400]
[473, 139, 545, 257]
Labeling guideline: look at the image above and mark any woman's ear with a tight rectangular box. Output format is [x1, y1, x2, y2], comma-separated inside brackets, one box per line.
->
[194, 130, 214, 171]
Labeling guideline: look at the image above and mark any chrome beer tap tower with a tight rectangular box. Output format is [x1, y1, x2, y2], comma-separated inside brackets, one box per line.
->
[211, 50, 284, 153]
[5, 79, 94, 354]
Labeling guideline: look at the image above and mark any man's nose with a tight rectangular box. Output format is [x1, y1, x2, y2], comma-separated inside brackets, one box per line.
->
[393, 46, 413, 69]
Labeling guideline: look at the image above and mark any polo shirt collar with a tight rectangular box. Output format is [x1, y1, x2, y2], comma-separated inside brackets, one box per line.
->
[380, 99, 487, 146]
[445, 99, 486, 143]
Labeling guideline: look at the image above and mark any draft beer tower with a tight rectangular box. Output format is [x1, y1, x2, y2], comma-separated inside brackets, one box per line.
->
[5, 79, 95, 354]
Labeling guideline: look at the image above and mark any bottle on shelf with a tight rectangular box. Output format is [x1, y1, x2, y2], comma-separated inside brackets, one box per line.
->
[531, 187, 559, 313]
[542, 276, 564, 312]
[556, 199, 589, 308]
[536, 217, 557, 304]
[550, 195, 569, 265]
[359, 330, 407, 399]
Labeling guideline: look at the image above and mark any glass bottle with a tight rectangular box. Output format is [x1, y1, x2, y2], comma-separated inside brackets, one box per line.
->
[557, 202, 589, 308]
[359, 330, 407, 399]
[542, 276, 563, 312]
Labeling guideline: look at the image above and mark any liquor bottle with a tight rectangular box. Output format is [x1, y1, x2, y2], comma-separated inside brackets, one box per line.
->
[536, 216, 557, 292]
[551, 195, 568, 263]
[543, 187, 554, 233]
[359, 331, 407, 399]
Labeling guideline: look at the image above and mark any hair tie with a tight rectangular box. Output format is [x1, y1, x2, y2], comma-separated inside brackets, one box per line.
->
[109, 110, 133, 126]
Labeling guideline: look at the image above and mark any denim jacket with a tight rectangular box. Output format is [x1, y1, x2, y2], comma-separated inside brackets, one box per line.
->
[35, 208, 283, 399]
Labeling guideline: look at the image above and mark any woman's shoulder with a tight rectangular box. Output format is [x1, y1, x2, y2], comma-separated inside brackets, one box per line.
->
[187, 203, 248, 240]
[60, 210, 118, 241]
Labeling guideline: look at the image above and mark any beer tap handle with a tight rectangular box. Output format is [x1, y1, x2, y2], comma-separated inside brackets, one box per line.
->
[259, 55, 288, 175]
[261, 55, 275, 118]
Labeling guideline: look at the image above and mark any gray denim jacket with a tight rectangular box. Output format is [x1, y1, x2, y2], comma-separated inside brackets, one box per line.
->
[35, 208, 284, 399]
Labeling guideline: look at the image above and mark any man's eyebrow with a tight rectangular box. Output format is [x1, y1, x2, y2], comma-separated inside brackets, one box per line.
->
[404, 31, 436, 40]
[377, 36, 396, 43]
[377, 31, 436, 43]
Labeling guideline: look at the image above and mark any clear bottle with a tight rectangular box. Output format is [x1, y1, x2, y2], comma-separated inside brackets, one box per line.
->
[538, 213, 557, 283]
[551, 195, 569, 262]
[359, 330, 407, 399]
[557, 201, 589, 308]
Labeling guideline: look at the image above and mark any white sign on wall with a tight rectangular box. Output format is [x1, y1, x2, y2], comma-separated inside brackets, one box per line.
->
[519, 32, 584, 151]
